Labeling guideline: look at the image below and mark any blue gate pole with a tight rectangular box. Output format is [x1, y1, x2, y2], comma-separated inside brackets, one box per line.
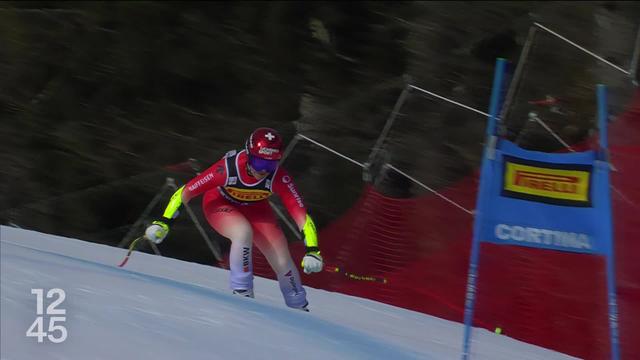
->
[598, 85, 609, 152]
[597, 84, 621, 360]
[461, 228, 482, 360]
[606, 249, 621, 360]
[461, 58, 508, 360]
[485, 59, 508, 137]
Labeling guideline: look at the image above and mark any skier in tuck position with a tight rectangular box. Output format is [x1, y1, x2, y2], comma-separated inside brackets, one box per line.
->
[143, 128, 323, 311]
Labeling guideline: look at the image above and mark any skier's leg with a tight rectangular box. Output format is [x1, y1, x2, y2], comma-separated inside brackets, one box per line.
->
[204, 201, 254, 293]
[243, 203, 307, 309]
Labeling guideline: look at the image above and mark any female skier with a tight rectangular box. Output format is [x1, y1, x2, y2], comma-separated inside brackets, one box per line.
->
[143, 127, 323, 311]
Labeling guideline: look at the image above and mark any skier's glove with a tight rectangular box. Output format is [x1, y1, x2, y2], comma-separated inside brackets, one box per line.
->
[301, 247, 323, 274]
[144, 219, 170, 244]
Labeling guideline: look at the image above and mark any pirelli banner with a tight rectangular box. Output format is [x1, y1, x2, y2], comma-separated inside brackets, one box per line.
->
[462, 58, 619, 360]
[479, 139, 608, 255]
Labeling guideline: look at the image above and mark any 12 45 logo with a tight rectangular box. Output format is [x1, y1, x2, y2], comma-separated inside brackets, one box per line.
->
[26, 288, 67, 343]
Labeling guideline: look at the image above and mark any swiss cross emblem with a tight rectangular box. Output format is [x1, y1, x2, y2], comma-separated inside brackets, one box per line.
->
[265, 132, 275, 141]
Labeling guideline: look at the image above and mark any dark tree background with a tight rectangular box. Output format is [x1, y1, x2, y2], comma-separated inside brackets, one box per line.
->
[1, 1, 638, 265]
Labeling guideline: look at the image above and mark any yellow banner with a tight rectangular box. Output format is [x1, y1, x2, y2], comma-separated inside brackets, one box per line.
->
[504, 161, 590, 204]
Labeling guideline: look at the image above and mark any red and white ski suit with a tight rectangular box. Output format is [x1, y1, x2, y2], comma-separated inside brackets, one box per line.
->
[163, 149, 314, 308]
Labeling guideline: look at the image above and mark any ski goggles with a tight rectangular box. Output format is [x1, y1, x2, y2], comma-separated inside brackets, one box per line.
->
[248, 155, 279, 173]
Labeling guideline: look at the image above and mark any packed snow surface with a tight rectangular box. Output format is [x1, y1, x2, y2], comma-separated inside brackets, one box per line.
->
[0, 226, 576, 359]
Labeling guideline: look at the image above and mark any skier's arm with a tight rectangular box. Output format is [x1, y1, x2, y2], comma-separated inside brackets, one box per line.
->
[145, 159, 227, 244]
[163, 159, 227, 219]
[162, 185, 185, 221]
[272, 169, 318, 247]
[272, 169, 322, 274]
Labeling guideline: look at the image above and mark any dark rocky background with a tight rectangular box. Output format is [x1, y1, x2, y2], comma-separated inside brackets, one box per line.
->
[1, 1, 638, 265]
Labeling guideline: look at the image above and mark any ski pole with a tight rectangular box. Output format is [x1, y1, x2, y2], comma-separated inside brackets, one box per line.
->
[118, 236, 144, 267]
[325, 266, 388, 284]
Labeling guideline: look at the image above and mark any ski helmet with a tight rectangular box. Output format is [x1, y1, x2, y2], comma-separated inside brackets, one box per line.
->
[245, 128, 283, 161]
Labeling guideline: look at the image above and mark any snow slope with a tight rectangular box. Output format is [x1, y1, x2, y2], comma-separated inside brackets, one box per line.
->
[0, 226, 576, 360]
